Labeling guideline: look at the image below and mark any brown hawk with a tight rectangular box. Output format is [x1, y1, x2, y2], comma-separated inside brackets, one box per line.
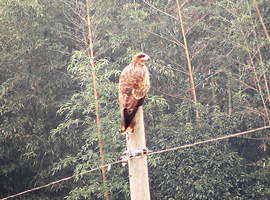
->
[119, 52, 151, 135]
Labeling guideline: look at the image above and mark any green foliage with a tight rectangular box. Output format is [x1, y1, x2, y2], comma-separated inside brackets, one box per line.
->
[1, 0, 270, 199]
[0, 0, 74, 199]
[49, 50, 127, 199]
[148, 110, 269, 199]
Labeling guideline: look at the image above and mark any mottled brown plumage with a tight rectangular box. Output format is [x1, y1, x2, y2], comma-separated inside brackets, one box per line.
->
[119, 52, 151, 135]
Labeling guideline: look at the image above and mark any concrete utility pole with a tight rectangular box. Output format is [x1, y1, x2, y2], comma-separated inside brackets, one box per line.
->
[126, 106, 151, 200]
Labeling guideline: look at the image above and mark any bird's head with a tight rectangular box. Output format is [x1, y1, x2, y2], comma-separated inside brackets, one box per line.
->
[132, 52, 151, 65]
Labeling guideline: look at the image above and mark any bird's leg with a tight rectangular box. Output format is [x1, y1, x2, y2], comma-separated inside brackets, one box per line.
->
[121, 126, 134, 135]
[126, 119, 136, 134]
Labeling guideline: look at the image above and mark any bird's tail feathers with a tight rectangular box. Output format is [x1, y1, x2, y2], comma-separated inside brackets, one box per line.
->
[120, 98, 145, 135]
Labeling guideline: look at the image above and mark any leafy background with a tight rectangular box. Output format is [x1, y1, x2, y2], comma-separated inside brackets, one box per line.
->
[1, 0, 270, 199]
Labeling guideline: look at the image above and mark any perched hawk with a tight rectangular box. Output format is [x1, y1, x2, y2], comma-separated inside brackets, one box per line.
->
[119, 52, 151, 135]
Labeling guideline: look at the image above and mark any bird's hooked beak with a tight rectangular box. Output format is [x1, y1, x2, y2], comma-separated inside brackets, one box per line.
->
[142, 54, 150, 61]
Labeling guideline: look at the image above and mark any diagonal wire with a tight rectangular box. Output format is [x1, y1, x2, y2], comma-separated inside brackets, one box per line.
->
[0, 160, 122, 200]
[1, 125, 270, 200]
[148, 125, 270, 156]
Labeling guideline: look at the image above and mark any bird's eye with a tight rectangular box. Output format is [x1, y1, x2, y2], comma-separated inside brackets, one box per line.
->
[138, 55, 145, 58]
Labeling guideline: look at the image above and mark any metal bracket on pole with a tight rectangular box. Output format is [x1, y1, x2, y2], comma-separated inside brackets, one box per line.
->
[121, 149, 152, 166]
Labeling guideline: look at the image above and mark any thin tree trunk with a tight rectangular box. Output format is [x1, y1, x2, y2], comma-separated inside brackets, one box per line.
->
[234, 8, 270, 125]
[251, 0, 270, 106]
[176, 0, 199, 119]
[210, 70, 216, 105]
[85, 0, 109, 199]
[228, 75, 232, 115]
[252, 0, 270, 46]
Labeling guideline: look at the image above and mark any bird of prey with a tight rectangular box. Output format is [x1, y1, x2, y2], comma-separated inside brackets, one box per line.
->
[118, 52, 151, 135]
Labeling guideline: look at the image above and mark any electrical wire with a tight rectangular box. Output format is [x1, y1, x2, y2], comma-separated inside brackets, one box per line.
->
[1, 125, 270, 200]
[148, 125, 270, 156]
[0, 160, 123, 200]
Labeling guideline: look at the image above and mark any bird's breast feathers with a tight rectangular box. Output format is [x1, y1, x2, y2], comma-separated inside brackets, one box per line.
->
[119, 64, 150, 108]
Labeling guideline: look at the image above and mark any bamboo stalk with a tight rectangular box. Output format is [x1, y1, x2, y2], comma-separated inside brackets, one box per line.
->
[250, 0, 270, 106]
[210, 70, 216, 105]
[228, 75, 232, 115]
[252, 0, 270, 45]
[85, 0, 109, 199]
[234, 7, 270, 125]
[176, 0, 199, 118]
